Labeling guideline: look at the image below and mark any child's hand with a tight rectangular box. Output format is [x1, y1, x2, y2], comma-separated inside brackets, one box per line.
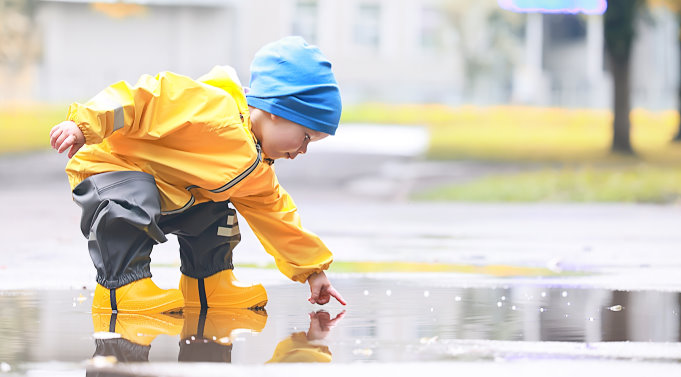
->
[307, 271, 347, 306]
[306, 310, 346, 341]
[50, 121, 85, 158]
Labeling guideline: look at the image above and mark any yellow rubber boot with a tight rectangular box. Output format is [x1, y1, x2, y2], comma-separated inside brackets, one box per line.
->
[92, 312, 184, 346]
[180, 270, 268, 309]
[92, 278, 185, 314]
[182, 308, 268, 345]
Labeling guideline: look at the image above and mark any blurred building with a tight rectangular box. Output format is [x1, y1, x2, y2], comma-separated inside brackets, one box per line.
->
[0, 0, 677, 109]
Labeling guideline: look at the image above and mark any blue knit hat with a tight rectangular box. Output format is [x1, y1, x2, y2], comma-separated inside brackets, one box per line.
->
[246, 36, 342, 135]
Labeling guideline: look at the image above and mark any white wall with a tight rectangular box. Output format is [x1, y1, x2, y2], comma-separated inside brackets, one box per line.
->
[35, 2, 236, 102]
[20, 1, 681, 109]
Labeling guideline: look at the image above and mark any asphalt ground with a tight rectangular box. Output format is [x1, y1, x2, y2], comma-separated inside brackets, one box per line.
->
[1, 148, 680, 292]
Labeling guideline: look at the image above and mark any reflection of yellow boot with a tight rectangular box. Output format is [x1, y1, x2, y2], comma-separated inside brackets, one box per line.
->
[92, 278, 185, 314]
[92, 312, 184, 346]
[181, 308, 268, 345]
[180, 270, 267, 309]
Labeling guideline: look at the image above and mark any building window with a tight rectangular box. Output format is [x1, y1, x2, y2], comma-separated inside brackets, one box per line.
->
[545, 14, 587, 43]
[292, 0, 318, 44]
[421, 6, 444, 51]
[354, 3, 381, 49]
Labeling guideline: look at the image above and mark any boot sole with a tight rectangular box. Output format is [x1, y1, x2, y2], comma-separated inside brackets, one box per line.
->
[183, 297, 268, 310]
[248, 299, 268, 310]
[92, 298, 185, 314]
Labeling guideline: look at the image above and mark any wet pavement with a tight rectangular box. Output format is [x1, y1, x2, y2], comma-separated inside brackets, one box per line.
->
[2, 147, 681, 375]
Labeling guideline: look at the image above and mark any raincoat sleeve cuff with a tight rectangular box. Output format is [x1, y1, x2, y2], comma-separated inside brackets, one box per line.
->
[67, 104, 102, 144]
[286, 259, 333, 283]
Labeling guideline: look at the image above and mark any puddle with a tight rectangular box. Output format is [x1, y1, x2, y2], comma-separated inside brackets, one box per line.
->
[0, 278, 679, 374]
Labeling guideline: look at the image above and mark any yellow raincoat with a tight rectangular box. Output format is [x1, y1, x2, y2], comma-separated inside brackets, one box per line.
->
[266, 332, 332, 363]
[65, 66, 332, 283]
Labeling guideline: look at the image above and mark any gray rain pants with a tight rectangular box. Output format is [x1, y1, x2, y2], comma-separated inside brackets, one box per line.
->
[72, 171, 240, 289]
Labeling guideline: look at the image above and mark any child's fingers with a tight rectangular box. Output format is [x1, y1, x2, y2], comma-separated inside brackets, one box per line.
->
[49, 125, 59, 139]
[57, 134, 74, 153]
[55, 130, 72, 151]
[316, 292, 331, 305]
[309, 289, 320, 304]
[50, 128, 63, 149]
[68, 143, 82, 158]
[328, 287, 347, 306]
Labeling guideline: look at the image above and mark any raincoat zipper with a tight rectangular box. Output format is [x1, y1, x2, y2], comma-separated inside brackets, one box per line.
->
[161, 143, 262, 215]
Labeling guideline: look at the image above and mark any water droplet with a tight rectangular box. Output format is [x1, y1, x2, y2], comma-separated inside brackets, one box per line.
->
[501, 296, 506, 301]
[212, 336, 217, 340]
[72, 303, 76, 307]
[355, 339, 362, 345]
[497, 302, 502, 308]
[589, 317, 595, 322]
[567, 302, 571, 306]
[190, 336, 196, 341]
[541, 292, 547, 297]
[539, 307, 545, 313]
[363, 290, 369, 296]
[564, 314, 569, 318]
[424, 290, 430, 298]
[511, 305, 517, 310]
[430, 307, 434, 312]
[455, 296, 462, 302]
[353, 348, 373, 356]
[386, 290, 392, 297]
[608, 305, 623, 312]
[562, 291, 568, 297]
[419, 336, 438, 344]
[185, 340, 191, 344]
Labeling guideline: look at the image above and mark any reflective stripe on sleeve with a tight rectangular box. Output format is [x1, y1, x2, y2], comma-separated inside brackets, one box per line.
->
[90, 91, 125, 132]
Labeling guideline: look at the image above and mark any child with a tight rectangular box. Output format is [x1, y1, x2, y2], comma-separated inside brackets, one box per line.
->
[49, 36, 347, 313]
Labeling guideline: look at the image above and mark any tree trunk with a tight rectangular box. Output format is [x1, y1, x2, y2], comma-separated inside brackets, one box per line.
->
[675, 19, 681, 142]
[675, 85, 681, 140]
[611, 57, 634, 154]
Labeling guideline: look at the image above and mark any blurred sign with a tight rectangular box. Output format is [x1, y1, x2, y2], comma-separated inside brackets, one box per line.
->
[498, 0, 607, 14]
[91, 3, 147, 18]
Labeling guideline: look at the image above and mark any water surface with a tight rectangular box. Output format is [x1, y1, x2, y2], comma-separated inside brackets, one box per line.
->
[0, 278, 679, 375]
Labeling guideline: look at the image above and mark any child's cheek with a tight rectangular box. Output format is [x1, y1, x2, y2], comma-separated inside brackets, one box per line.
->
[279, 138, 298, 151]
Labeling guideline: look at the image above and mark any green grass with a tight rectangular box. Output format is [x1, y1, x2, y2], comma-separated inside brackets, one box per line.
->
[414, 164, 681, 203]
[236, 261, 587, 277]
[343, 104, 681, 203]
[342, 104, 681, 163]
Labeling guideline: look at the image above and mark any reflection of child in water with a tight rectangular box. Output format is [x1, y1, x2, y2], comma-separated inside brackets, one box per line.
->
[87, 309, 345, 370]
[267, 310, 346, 363]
